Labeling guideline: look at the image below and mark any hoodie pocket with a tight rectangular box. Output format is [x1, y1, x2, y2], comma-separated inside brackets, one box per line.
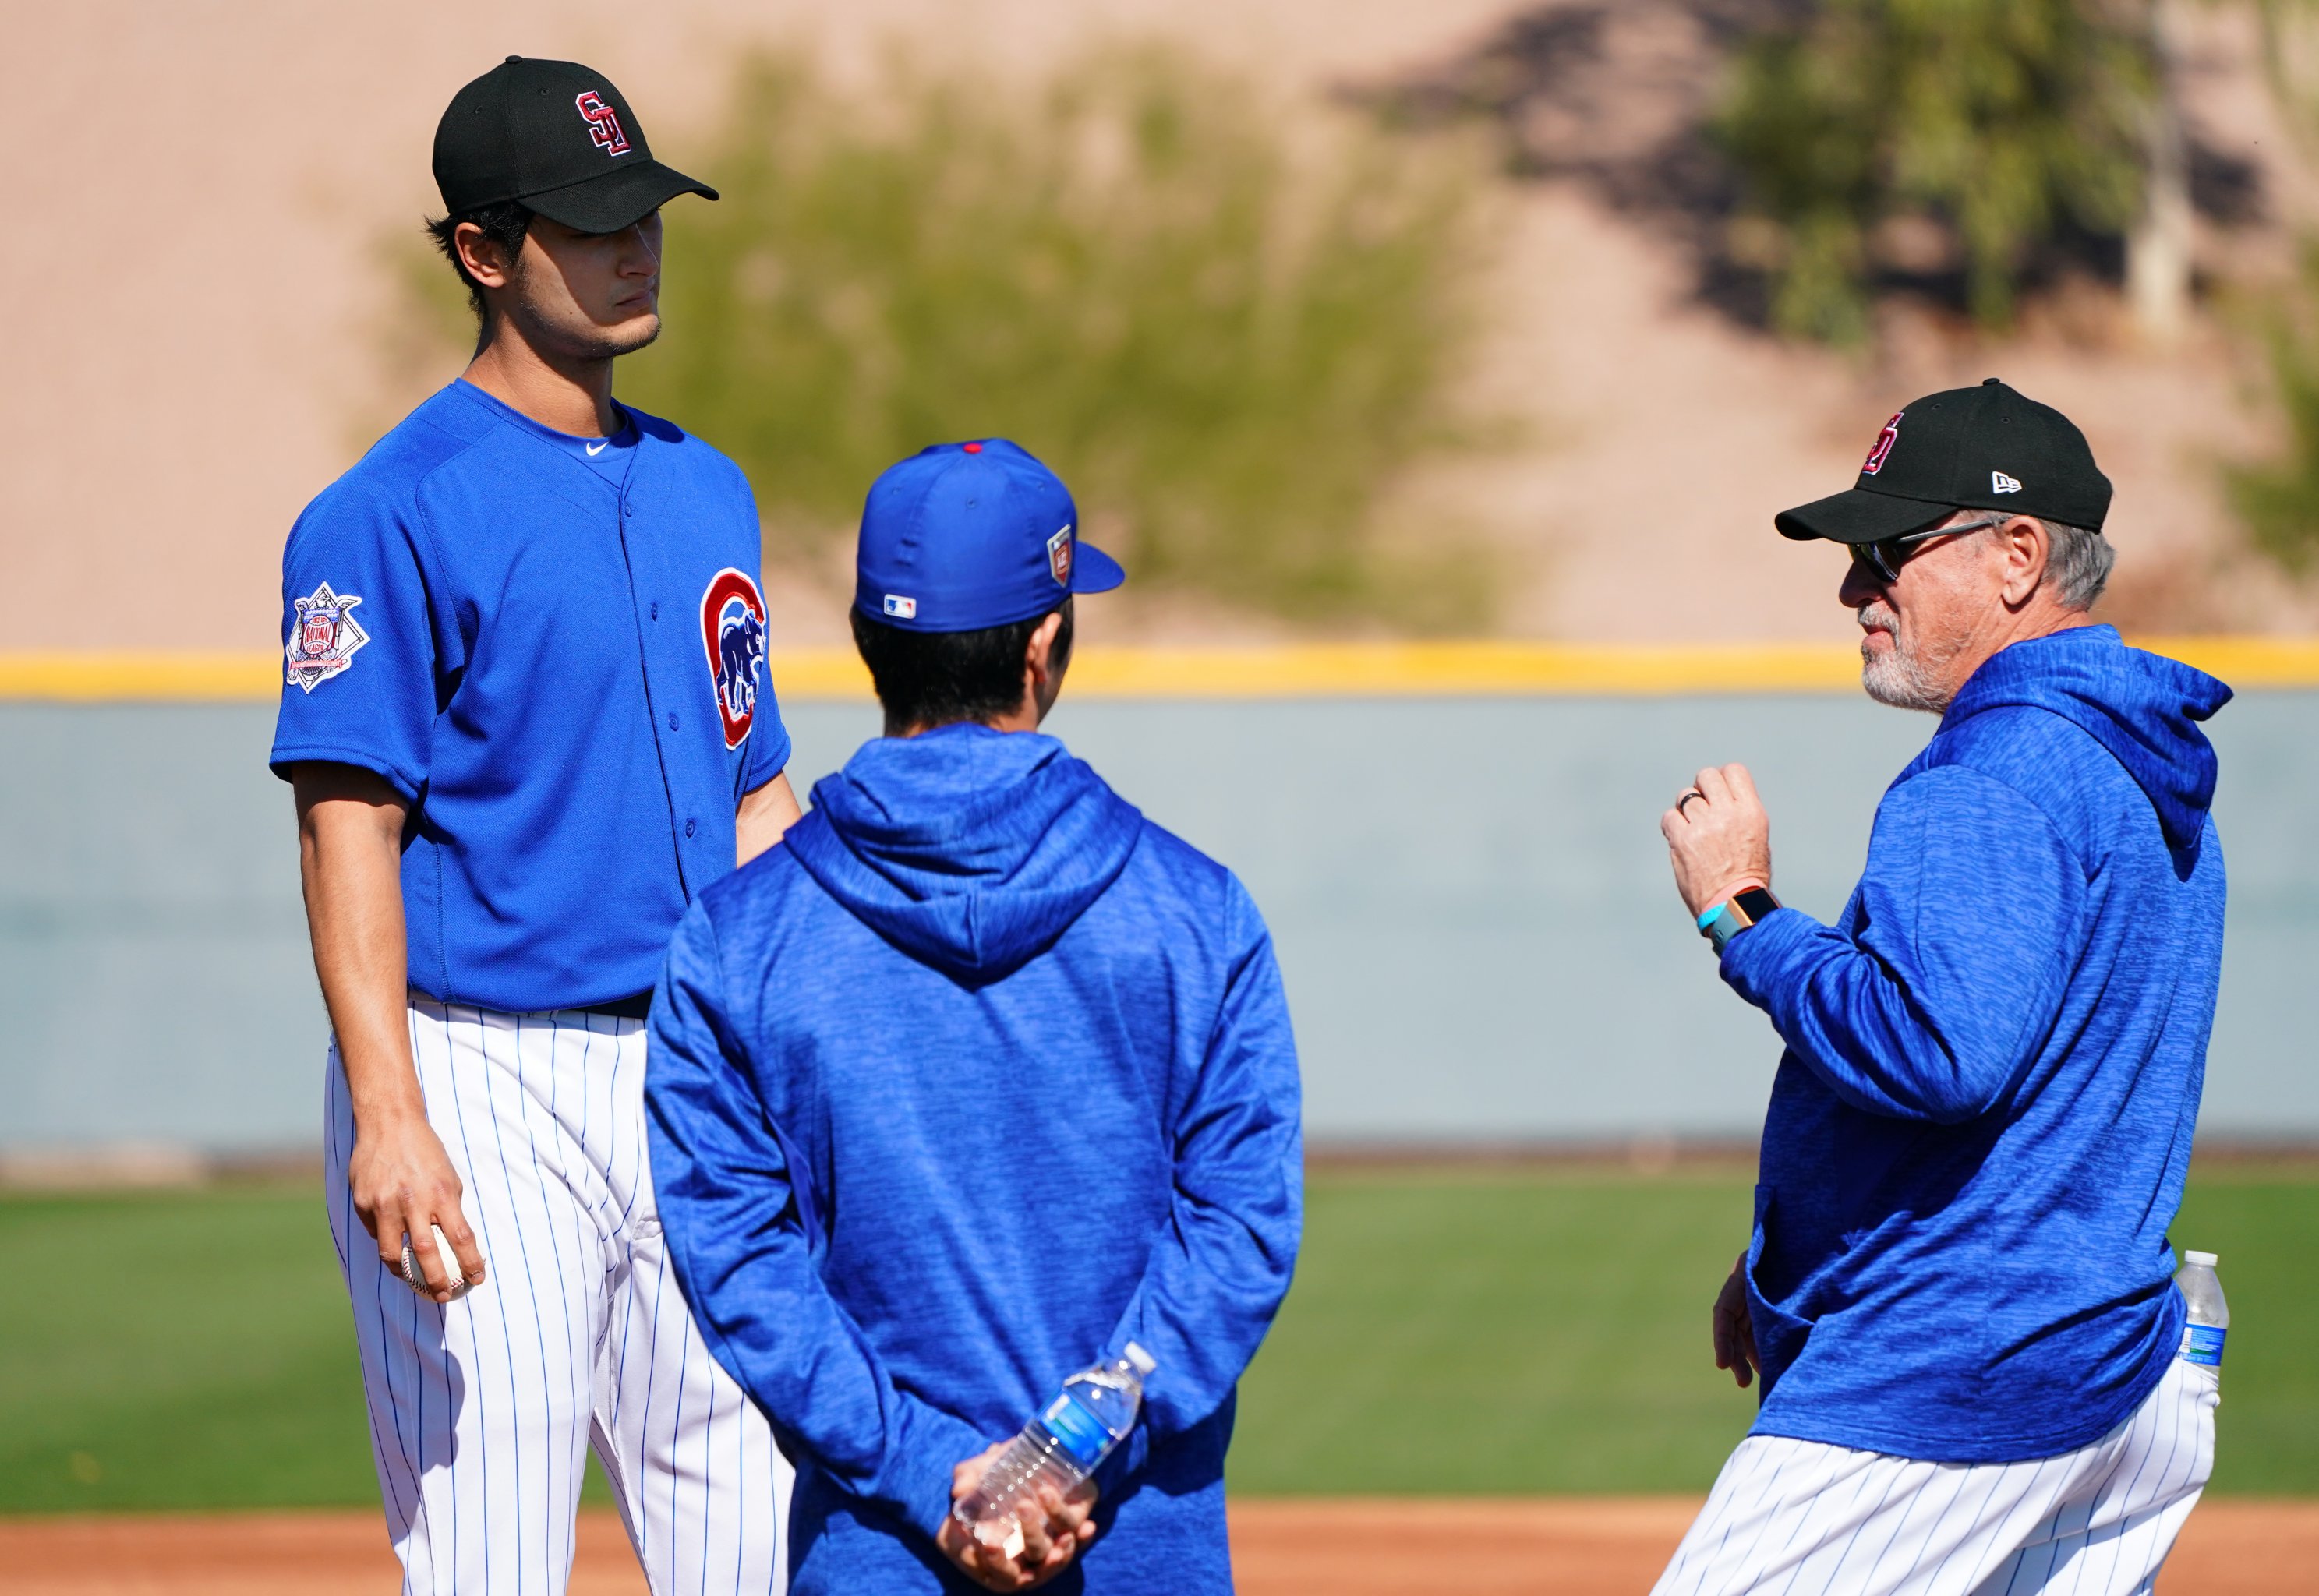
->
[1744, 1183, 1815, 1394]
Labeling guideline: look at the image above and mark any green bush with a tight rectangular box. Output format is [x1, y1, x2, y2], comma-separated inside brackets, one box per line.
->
[2217, 5, 2319, 577]
[1716, 0, 2152, 343]
[400, 48, 1498, 629]
[2228, 242, 2319, 574]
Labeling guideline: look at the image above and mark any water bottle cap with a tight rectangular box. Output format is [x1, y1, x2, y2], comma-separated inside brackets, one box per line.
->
[2184, 1250, 2218, 1266]
[1122, 1341, 1157, 1375]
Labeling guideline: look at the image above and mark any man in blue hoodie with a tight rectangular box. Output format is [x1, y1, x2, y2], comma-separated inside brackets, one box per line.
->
[1652, 382, 2229, 1596]
[645, 439, 1303, 1594]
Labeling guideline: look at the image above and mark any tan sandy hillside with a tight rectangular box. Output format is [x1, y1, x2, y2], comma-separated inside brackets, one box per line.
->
[8, 0, 2314, 651]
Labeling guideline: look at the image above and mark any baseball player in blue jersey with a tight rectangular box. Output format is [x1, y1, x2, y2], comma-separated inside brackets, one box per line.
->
[1654, 383, 2225, 1594]
[273, 57, 794, 1594]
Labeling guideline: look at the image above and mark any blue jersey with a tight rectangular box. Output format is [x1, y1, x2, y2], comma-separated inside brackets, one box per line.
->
[270, 380, 790, 1014]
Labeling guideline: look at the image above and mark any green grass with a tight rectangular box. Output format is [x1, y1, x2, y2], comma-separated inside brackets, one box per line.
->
[1232, 1167, 2319, 1496]
[0, 1186, 376, 1511]
[2172, 1170, 2319, 1492]
[1230, 1171, 1761, 1493]
[2, 1170, 2312, 1513]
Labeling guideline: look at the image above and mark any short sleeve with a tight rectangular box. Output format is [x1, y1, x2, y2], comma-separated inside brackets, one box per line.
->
[742, 675, 793, 793]
[267, 482, 442, 802]
[729, 471, 791, 793]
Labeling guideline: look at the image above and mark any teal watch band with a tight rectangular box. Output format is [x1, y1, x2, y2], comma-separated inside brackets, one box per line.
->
[1699, 887, 1780, 954]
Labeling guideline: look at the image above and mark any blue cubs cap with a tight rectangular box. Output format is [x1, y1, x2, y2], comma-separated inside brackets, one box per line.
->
[854, 440, 1126, 633]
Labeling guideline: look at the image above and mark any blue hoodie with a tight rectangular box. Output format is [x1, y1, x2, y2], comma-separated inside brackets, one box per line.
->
[1722, 625, 2230, 1461]
[646, 725, 1303, 1595]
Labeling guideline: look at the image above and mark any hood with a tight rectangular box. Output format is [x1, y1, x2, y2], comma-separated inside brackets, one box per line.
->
[784, 724, 1144, 983]
[1943, 624, 2231, 857]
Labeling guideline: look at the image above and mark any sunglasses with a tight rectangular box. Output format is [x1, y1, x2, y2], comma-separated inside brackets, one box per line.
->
[1854, 514, 2006, 584]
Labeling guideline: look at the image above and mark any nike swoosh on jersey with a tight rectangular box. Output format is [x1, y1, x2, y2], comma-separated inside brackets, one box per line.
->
[586, 441, 610, 457]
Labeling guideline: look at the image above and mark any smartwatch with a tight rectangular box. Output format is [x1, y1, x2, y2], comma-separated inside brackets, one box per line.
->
[1698, 886, 1780, 954]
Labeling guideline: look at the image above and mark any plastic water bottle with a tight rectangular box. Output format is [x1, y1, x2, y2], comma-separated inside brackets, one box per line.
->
[2176, 1249, 2229, 1368]
[955, 1344, 1158, 1555]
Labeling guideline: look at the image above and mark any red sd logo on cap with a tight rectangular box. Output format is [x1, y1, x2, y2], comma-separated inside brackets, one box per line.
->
[1861, 411, 1904, 476]
[575, 91, 631, 157]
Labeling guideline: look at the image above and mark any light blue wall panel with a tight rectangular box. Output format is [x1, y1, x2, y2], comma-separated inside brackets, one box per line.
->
[1040, 695, 2319, 1142]
[0, 706, 322, 1149]
[1, 691, 2311, 1154]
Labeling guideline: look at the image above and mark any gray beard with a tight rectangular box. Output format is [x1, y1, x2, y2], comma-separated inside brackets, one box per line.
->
[1858, 607, 1950, 713]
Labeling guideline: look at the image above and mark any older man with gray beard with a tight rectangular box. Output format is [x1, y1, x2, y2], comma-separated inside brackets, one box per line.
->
[1650, 381, 2232, 1596]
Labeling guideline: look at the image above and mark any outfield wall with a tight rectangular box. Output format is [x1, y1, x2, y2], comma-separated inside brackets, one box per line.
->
[3, 651, 2316, 1154]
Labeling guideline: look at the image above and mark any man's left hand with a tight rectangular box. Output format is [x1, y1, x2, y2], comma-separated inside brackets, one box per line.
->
[1661, 763, 1774, 920]
[1713, 1251, 1759, 1389]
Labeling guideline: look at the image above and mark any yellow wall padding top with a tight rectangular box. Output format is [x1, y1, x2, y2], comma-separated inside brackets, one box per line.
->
[2, 637, 2315, 703]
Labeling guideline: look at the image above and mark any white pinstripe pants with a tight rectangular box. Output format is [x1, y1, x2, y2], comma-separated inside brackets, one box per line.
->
[1654, 1354, 2217, 1596]
[325, 999, 790, 1596]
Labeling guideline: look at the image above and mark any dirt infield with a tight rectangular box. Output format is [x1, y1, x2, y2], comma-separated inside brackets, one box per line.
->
[1, 1499, 2311, 1594]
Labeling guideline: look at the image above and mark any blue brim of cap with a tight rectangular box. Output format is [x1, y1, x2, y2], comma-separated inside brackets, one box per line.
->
[1070, 542, 1126, 595]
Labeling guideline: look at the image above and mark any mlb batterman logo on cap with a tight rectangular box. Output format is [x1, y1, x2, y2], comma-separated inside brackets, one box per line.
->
[856, 440, 1126, 631]
[433, 56, 719, 233]
[1774, 378, 2113, 545]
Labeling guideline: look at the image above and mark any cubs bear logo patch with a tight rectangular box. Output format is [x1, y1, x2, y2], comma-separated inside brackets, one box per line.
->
[1047, 524, 1074, 588]
[699, 568, 768, 749]
[1861, 411, 1904, 476]
[285, 582, 369, 693]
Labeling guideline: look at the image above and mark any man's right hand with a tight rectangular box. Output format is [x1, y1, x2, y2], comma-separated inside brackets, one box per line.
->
[348, 1111, 485, 1303]
[1713, 1250, 1759, 1389]
[935, 1442, 1098, 1592]
[294, 763, 486, 1307]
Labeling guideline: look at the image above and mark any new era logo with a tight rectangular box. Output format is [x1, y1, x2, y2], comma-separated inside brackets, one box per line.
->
[1992, 471, 2023, 494]
[883, 594, 918, 620]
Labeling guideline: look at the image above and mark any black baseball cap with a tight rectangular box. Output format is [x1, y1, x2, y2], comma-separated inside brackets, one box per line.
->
[433, 56, 716, 234]
[1775, 379, 2112, 544]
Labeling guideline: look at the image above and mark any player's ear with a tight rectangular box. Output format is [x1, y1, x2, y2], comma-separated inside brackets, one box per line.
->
[454, 221, 520, 291]
[1026, 608, 1069, 722]
[1999, 515, 2048, 609]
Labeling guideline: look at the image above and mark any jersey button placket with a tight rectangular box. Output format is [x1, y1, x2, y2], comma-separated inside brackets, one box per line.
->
[684, 819, 697, 838]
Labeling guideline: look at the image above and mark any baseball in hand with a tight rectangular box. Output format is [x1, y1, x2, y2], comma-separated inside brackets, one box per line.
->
[399, 1224, 477, 1301]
